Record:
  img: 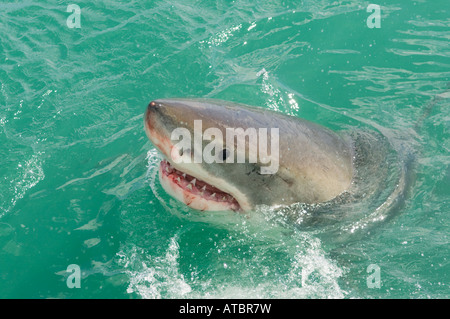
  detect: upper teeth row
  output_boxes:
[166,166,218,196]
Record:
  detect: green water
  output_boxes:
[0,0,448,299]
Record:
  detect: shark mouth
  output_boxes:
[159,160,241,212]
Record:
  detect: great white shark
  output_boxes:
[144,98,355,213]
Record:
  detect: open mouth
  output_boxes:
[159,160,241,212]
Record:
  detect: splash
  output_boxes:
[118,236,192,299]
[117,199,347,299]
[1,153,45,217]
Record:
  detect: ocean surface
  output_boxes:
[0,0,448,298]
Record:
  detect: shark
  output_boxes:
[144,98,355,213]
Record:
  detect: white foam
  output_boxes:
[118,221,346,299]
[1,153,45,217]
[118,236,192,299]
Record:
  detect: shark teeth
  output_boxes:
[161,160,240,210]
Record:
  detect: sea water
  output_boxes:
[0,0,448,298]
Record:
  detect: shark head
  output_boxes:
[144,98,353,212]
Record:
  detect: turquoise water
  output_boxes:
[0,0,448,299]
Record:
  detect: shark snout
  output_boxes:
[144,100,175,158]
[145,100,161,125]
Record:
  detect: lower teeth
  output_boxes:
[164,161,235,205]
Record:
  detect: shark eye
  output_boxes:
[220,148,230,161]
[179,148,191,157]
